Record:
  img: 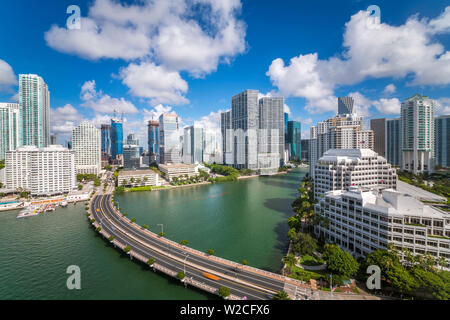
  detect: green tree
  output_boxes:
[180,240,188,246]
[142,224,149,229]
[147,258,155,266]
[241,259,249,266]
[123,245,131,253]
[218,286,230,299]
[290,232,318,256]
[322,244,359,277]
[177,271,186,280]
[386,264,419,297]
[282,254,297,275]
[130,217,136,223]
[272,290,290,300]
[206,249,215,255]
[108,235,115,241]
[78,184,83,190]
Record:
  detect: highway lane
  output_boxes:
[91,195,275,300]
[99,194,287,293]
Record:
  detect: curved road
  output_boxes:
[90,190,308,300]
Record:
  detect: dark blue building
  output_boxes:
[111,118,123,158]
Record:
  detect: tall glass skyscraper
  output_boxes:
[287,121,301,161]
[0,103,20,160]
[183,125,203,164]
[385,118,402,166]
[159,113,181,164]
[19,74,50,148]
[435,115,450,168]
[148,120,159,163]
[101,124,111,155]
[111,118,123,158]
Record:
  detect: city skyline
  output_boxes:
[0,1,449,148]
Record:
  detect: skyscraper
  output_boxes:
[101,124,111,155]
[401,94,435,174]
[287,121,301,161]
[301,139,309,161]
[221,110,232,165]
[50,134,58,145]
[19,74,50,147]
[435,115,450,168]
[183,125,203,164]
[203,130,217,164]
[385,118,402,166]
[126,133,139,146]
[0,103,20,160]
[159,113,181,164]
[72,121,101,175]
[148,120,159,163]
[370,118,386,157]
[338,97,354,115]
[259,97,285,170]
[231,90,259,170]
[309,97,374,179]
[111,118,123,159]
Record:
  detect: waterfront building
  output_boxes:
[385,118,402,167]
[287,121,301,161]
[159,113,181,164]
[147,120,160,164]
[203,130,217,164]
[221,110,232,165]
[72,121,101,175]
[401,94,436,174]
[435,115,450,168]
[101,124,111,156]
[111,117,123,159]
[314,149,397,199]
[370,118,386,157]
[19,74,50,148]
[5,145,76,196]
[220,90,284,173]
[314,187,450,260]
[183,125,203,164]
[301,139,309,161]
[117,169,160,187]
[309,97,374,179]
[0,103,20,160]
[158,163,198,181]
[258,96,285,173]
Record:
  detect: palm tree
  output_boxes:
[272,290,290,300]
[282,254,297,275]
[180,240,188,246]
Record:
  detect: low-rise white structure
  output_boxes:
[315,187,450,261]
[314,149,397,199]
[118,169,160,187]
[158,163,198,181]
[5,145,76,196]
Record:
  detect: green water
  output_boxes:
[0,169,305,299]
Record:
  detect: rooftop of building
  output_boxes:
[158,163,196,169]
[324,187,447,219]
[118,169,157,176]
[319,149,382,162]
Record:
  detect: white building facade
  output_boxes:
[0,103,20,160]
[315,187,450,261]
[314,149,397,199]
[5,145,76,196]
[72,121,101,175]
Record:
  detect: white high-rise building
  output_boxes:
[203,130,217,164]
[159,113,181,164]
[72,121,101,175]
[314,149,397,199]
[0,103,20,160]
[19,74,50,148]
[401,94,435,174]
[5,145,75,196]
[309,97,374,179]
[315,187,450,261]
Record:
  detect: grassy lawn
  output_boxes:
[300,254,324,266]
[290,265,328,282]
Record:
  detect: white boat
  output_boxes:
[17,206,40,219]
[61,201,68,207]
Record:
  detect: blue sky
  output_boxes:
[0,0,449,146]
